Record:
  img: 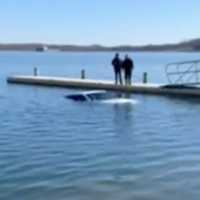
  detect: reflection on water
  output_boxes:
[111,102,137,147]
[166,94,200,105]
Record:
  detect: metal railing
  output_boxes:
[165,59,200,86]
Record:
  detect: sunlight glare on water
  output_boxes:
[101,98,139,105]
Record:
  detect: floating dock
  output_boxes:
[6,75,200,97]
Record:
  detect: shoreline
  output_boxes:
[0,50,199,53]
[1,38,200,52]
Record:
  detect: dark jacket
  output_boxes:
[112,57,122,72]
[122,58,134,74]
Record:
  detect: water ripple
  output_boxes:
[1,52,200,199]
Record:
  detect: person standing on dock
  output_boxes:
[122,55,134,85]
[112,53,123,85]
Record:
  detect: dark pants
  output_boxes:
[125,71,132,85]
[115,70,123,85]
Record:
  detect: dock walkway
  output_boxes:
[7,75,200,97]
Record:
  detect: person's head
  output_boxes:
[115,53,119,58]
[125,54,129,59]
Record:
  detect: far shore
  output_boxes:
[1,38,200,52]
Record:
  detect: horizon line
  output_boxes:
[0,40,193,47]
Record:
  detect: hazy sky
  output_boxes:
[0,0,200,45]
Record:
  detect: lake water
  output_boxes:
[1,52,200,200]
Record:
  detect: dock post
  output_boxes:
[34,67,38,76]
[143,72,148,83]
[81,69,85,79]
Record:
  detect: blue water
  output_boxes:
[1,52,200,200]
